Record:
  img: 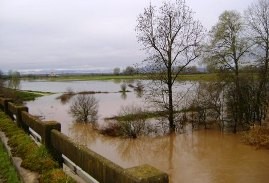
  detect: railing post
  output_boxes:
[3,99,13,118]
[0,97,5,110]
[16,106,29,132]
[43,121,63,165]
[123,165,169,183]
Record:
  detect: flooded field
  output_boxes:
[23,80,269,183]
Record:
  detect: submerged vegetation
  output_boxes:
[69,94,99,123]
[102,106,151,138]
[242,126,269,149]
[56,89,108,104]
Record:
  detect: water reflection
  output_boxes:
[68,123,98,146]
[112,79,122,84]
[112,131,269,183]
[120,92,127,100]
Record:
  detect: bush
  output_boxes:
[40,169,75,183]
[103,105,148,138]
[69,94,98,123]
[242,126,269,149]
[120,83,127,92]
[100,122,121,137]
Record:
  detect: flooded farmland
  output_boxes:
[22,79,269,183]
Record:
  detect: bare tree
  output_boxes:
[8,70,21,90]
[136,0,205,133]
[69,94,98,123]
[204,10,251,133]
[245,0,269,124]
[123,66,136,75]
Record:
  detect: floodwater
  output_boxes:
[23,80,269,183]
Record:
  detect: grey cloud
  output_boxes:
[0,0,253,72]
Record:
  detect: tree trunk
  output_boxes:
[168,83,175,133]
[167,60,175,133]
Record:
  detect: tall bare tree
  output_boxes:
[136,0,204,133]
[246,0,269,124]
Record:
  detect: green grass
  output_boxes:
[14,90,43,101]
[44,74,145,81]
[0,111,75,183]
[21,73,219,82]
[0,141,21,183]
[1,88,44,104]
[176,73,218,81]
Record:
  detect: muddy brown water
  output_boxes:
[24,80,269,183]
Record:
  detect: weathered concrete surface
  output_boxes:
[0,130,39,183]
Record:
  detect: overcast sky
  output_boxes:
[0,0,254,73]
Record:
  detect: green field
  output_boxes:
[22,73,218,82]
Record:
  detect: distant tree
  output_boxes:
[206,64,219,73]
[0,70,4,90]
[182,66,198,74]
[7,70,21,90]
[136,0,205,133]
[69,94,98,123]
[123,66,136,75]
[113,67,121,75]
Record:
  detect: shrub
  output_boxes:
[116,105,147,138]
[56,88,75,104]
[242,126,269,149]
[120,83,127,92]
[40,169,75,183]
[69,94,98,123]
[100,122,121,137]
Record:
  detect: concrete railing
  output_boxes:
[0,97,169,183]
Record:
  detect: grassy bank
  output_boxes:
[0,140,21,183]
[1,88,46,104]
[0,111,75,183]
[39,74,145,81]
[14,90,43,101]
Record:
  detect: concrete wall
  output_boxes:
[0,97,169,183]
